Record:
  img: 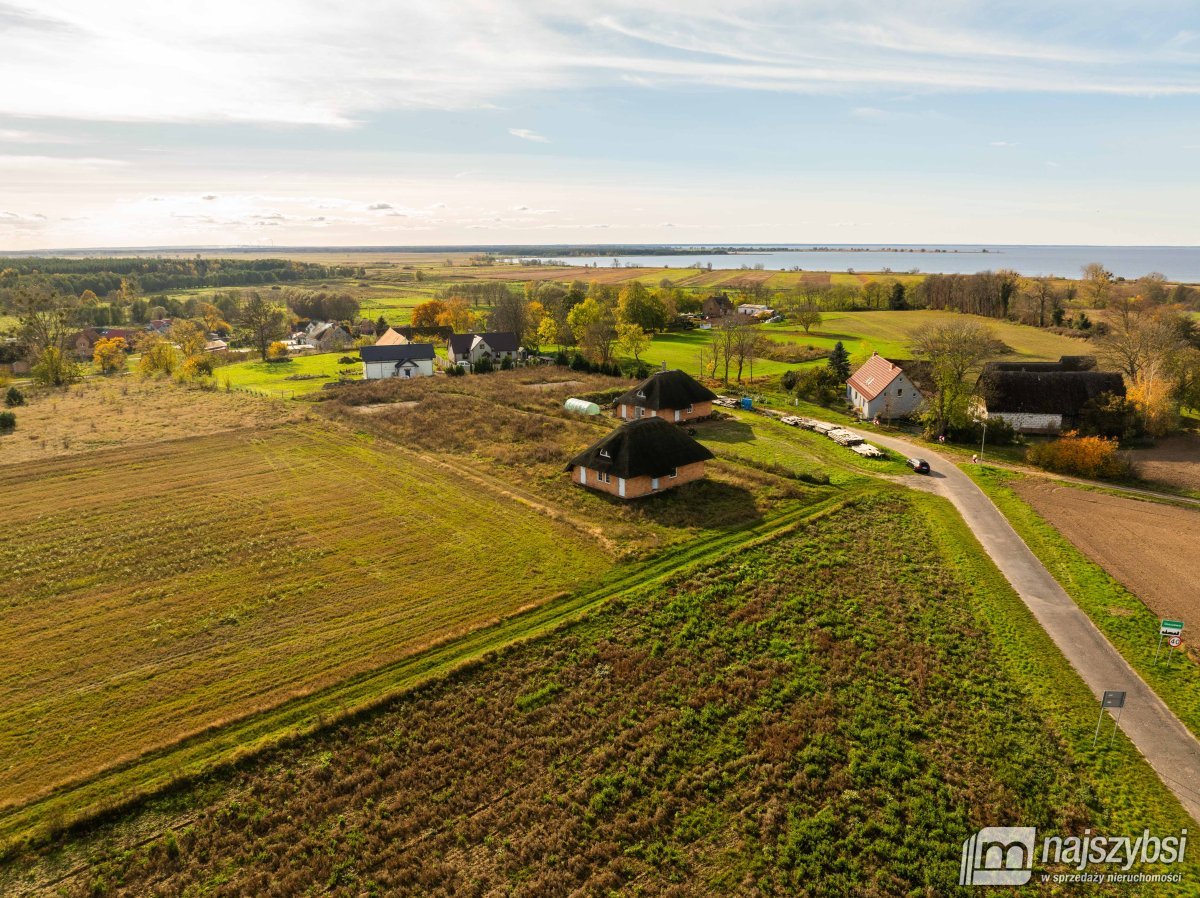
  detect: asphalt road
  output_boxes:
[869,431,1200,824]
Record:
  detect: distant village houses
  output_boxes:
[446,332,520,368]
[566,417,714,499]
[701,294,733,320]
[304,322,354,352]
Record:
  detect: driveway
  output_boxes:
[870,432,1200,823]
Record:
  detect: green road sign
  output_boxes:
[1161,620,1185,636]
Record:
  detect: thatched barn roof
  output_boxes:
[980,369,1125,416]
[565,417,714,479]
[615,369,717,411]
[985,355,1097,374]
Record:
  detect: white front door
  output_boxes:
[618,477,625,498]
[651,477,659,491]
[674,409,681,422]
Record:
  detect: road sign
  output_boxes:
[1161,620,1184,636]
[1102,690,1126,709]
[1169,636,1182,648]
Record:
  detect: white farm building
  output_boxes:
[361,343,436,380]
[846,353,924,421]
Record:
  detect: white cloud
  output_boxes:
[508,128,550,143]
[3,2,1197,127]
[989,140,1017,147]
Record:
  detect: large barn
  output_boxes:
[615,369,717,423]
[978,356,1125,433]
[565,417,714,499]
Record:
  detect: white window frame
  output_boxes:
[599,471,611,484]
[668,467,678,478]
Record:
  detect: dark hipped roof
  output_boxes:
[980,370,1125,416]
[616,369,718,410]
[448,332,520,355]
[565,417,715,479]
[360,343,435,363]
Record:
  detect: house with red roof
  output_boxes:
[846,353,925,421]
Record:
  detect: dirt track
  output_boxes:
[1014,480,1200,624]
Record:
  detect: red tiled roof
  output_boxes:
[847,354,904,401]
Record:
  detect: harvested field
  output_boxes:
[1131,432,1200,494]
[14,495,1192,896]
[0,422,611,808]
[0,378,299,466]
[1013,480,1200,624]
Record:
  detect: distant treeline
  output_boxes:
[0,257,354,296]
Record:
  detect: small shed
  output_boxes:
[564,398,601,415]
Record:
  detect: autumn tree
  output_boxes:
[1081,263,1114,308]
[93,336,128,374]
[136,333,180,375]
[1022,278,1058,328]
[566,297,617,365]
[910,320,996,438]
[411,300,447,328]
[616,282,667,332]
[436,297,476,332]
[170,319,209,358]
[793,302,823,334]
[730,325,765,383]
[198,302,231,335]
[616,321,650,365]
[488,290,530,338]
[238,292,288,361]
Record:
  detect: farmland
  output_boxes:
[0,420,615,810]
[1013,480,1200,628]
[0,372,843,851]
[969,468,1200,743]
[0,378,303,467]
[7,493,1193,896]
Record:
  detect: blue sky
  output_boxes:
[1,0,1198,248]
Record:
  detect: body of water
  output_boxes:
[509,245,1200,282]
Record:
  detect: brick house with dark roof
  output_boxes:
[566,417,714,499]
[615,369,717,423]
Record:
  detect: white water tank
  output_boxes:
[564,398,601,415]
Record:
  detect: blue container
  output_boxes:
[740,397,753,410]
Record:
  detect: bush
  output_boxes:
[1026,431,1131,479]
[473,356,495,374]
[32,346,81,387]
[569,352,589,372]
[945,416,1018,446]
[1079,392,1141,440]
[0,411,14,432]
[5,386,24,407]
[266,341,290,361]
[554,351,569,367]
[338,355,359,365]
[446,364,465,377]
[500,356,514,370]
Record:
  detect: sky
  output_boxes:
[1,0,1199,249]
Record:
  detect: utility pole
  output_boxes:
[980,416,987,464]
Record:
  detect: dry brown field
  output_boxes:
[1013,480,1200,624]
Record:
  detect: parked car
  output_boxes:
[907,457,931,474]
